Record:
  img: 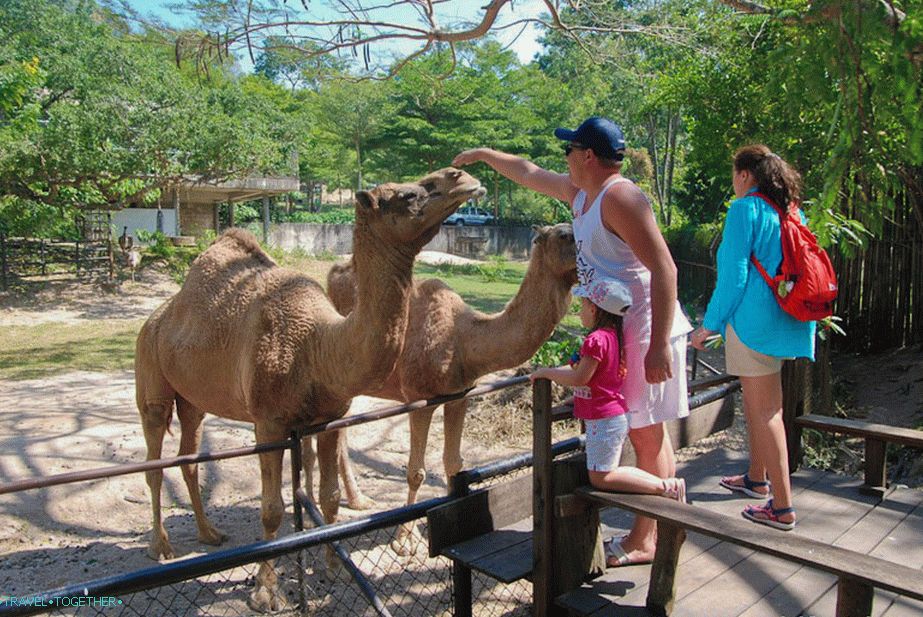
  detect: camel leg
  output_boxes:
[442,399,467,489]
[391,407,437,555]
[302,436,317,504]
[337,429,375,510]
[317,430,343,573]
[175,397,226,546]
[140,398,176,561]
[248,423,288,613]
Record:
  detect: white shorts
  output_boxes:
[621,334,690,429]
[584,415,629,472]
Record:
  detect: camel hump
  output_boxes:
[215,228,275,267]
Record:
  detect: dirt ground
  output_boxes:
[1,258,920,613]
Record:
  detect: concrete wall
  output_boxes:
[111,208,178,241]
[180,203,216,237]
[270,223,536,259]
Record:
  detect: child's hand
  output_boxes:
[530,368,551,382]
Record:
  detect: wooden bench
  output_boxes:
[795,414,923,497]
[428,456,605,617]
[566,489,923,617]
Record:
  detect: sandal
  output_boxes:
[662,477,687,504]
[604,538,653,567]
[742,499,796,531]
[720,473,771,499]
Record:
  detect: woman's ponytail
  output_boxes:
[733,145,802,209]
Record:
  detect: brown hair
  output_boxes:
[591,308,628,378]
[733,144,802,210]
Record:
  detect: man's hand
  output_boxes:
[644,341,673,384]
[452,149,488,167]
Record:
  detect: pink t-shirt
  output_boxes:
[572,327,628,420]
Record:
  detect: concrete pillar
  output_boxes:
[172,188,181,236]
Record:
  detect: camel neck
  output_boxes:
[463,254,573,378]
[335,220,416,394]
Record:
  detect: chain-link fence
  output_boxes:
[16,474,536,617]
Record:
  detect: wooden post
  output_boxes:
[551,458,605,596]
[532,378,554,617]
[449,454,472,617]
[646,521,686,617]
[835,576,873,617]
[782,359,810,472]
[213,202,220,234]
[452,562,473,617]
[228,202,236,228]
[860,438,889,498]
[262,194,271,244]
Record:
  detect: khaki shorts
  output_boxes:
[725,323,787,377]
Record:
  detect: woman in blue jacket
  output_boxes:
[691,145,815,530]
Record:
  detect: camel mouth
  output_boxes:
[449,182,486,199]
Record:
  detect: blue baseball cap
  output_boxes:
[554,117,626,160]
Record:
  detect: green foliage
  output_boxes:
[531,328,583,368]
[800,428,840,469]
[135,230,175,259]
[477,255,511,283]
[284,208,355,224]
[0,0,298,236]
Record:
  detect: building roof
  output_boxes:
[175,176,300,204]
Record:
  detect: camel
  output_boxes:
[134,167,484,612]
[326,222,577,551]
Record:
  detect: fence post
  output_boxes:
[40,238,47,276]
[74,239,80,277]
[782,358,810,472]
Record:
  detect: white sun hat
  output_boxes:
[573,278,633,316]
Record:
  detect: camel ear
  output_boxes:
[356,191,378,210]
[531,224,547,243]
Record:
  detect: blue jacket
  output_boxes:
[703,189,815,360]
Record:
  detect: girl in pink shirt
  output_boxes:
[531,278,687,566]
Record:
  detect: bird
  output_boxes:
[118,226,133,253]
[126,247,141,282]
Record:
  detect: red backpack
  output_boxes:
[749,192,838,322]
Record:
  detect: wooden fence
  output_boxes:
[0,234,113,290]
[832,192,923,352]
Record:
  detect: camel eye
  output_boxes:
[422,181,436,192]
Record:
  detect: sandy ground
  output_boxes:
[1,255,920,614]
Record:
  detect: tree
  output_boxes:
[0,0,300,236]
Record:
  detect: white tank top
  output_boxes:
[572,177,691,343]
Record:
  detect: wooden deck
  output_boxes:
[563,448,923,617]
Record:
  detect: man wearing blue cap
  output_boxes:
[453,117,692,567]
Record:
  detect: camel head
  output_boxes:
[531,223,578,285]
[355,167,485,249]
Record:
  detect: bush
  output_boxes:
[532,328,583,368]
[135,230,175,259]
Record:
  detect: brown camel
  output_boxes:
[326,223,577,551]
[134,168,484,611]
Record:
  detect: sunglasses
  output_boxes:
[564,143,588,156]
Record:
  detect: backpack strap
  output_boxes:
[748,192,786,287]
